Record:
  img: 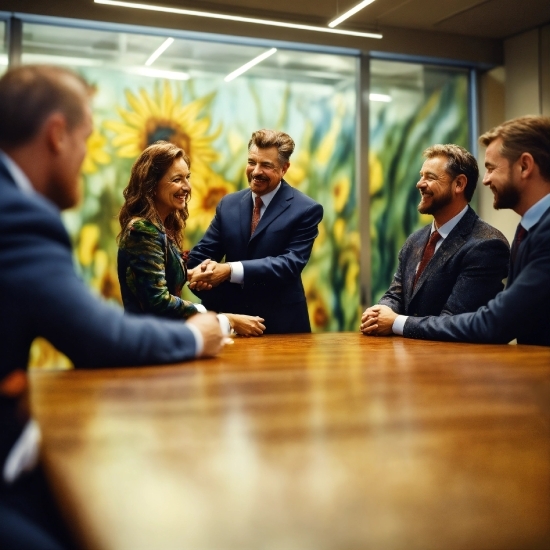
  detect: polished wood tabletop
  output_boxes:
[30,333,550,550]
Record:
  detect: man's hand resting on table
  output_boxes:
[360,305,397,336]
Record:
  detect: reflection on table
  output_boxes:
[30,333,550,550]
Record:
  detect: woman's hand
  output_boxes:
[225,314,265,336]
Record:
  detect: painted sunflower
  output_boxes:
[82,128,111,175]
[187,171,236,232]
[104,81,220,177]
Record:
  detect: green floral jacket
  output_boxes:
[117,218,198,319]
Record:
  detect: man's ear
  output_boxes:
[281,162,290,177]
[518,152,535,179]
[454,173,467,195]
[44,113,67,154]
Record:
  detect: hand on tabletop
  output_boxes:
[360,305,397,336]
[225,314,266,336]
[186,311,224,357]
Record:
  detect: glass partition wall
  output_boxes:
[8,19,472,366]
[369,60,470,303]
[21,22,358,347]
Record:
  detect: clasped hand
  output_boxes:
[188,259,230,291]
[360,305,397,336]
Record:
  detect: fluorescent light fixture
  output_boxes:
[369,93,391,102]
[145,37,174,66]
[225,48,277,82]
[21,53,102,67]
[329,0,377,28]
[94,0,382,39]
[131,67,190,80]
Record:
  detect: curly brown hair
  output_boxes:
[118,141,191,250]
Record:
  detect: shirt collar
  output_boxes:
[431,205,469,240]
[520,193,550,231]
[0,150,36,196]
[252,181,281,209]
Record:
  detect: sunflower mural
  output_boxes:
[29,57,359,369]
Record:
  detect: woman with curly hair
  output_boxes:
[117,140,265,336]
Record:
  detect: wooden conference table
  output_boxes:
[30,333,550,550]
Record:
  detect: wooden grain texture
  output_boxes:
[30,334,550,550]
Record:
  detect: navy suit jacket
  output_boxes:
[379,206,510,317]
[404,204,550,346]
[188,180,323,333]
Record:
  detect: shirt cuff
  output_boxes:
[392,315,408,335]
[3,420,41,484]
[216,314,231,337]
[228,261,244,284]
[194,303,207,313]
[185,323,204,357]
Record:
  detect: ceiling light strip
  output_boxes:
[329,0,377,29]
[225,47,277,82]
[94,0,382,39]
[145,37,174,65]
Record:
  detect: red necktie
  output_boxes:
[511,224,527,264]
[250,196,263,235]
[413,230,441,288]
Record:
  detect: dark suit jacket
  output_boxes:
[0,159,201,467]
[379,206,510,317]
[188,180,323,333]
[404,204,550,346]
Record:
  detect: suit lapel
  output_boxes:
[405,226,431,301]
[411,207,476,297]
[240,190,254,242]
[249,180,292,242]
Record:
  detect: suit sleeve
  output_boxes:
[120,220,198,319]
[187,202,227,268]
[242,202,323,285]
[403,237,550,344]
[378,245,406,314]
[10,204,198,367]
[438,237,509,315]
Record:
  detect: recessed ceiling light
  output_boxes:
[225,48,277,82]
[94,0,382,39]
[329,0,377,29]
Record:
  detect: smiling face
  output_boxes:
[153,156,191,222]
[482,138,521,211]
[246,145,289,197]
[416,155,456,216]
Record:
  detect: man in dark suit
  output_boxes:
[0,65,224,549]
[361,144,509,332]
[361,116,550,346]
[187,129,324,334]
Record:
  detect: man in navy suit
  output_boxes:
[188,129,323,333]
[361,144,509,332]
[362,116,550,346]
[0,65,224,549]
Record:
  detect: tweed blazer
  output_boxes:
[379,206,510,318]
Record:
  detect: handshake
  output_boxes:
[187,259,230,291]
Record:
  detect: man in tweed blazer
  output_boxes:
[361,144,509,332]
[362,118,550,346]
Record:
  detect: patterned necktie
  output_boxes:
[511,224,527,264]
[413,230,441,288]
[250,196,263,235]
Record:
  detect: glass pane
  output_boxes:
[369,59,470,303]
[22,22,358,335]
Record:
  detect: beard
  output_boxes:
[492,174,520,210]
[417,188,453,215]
